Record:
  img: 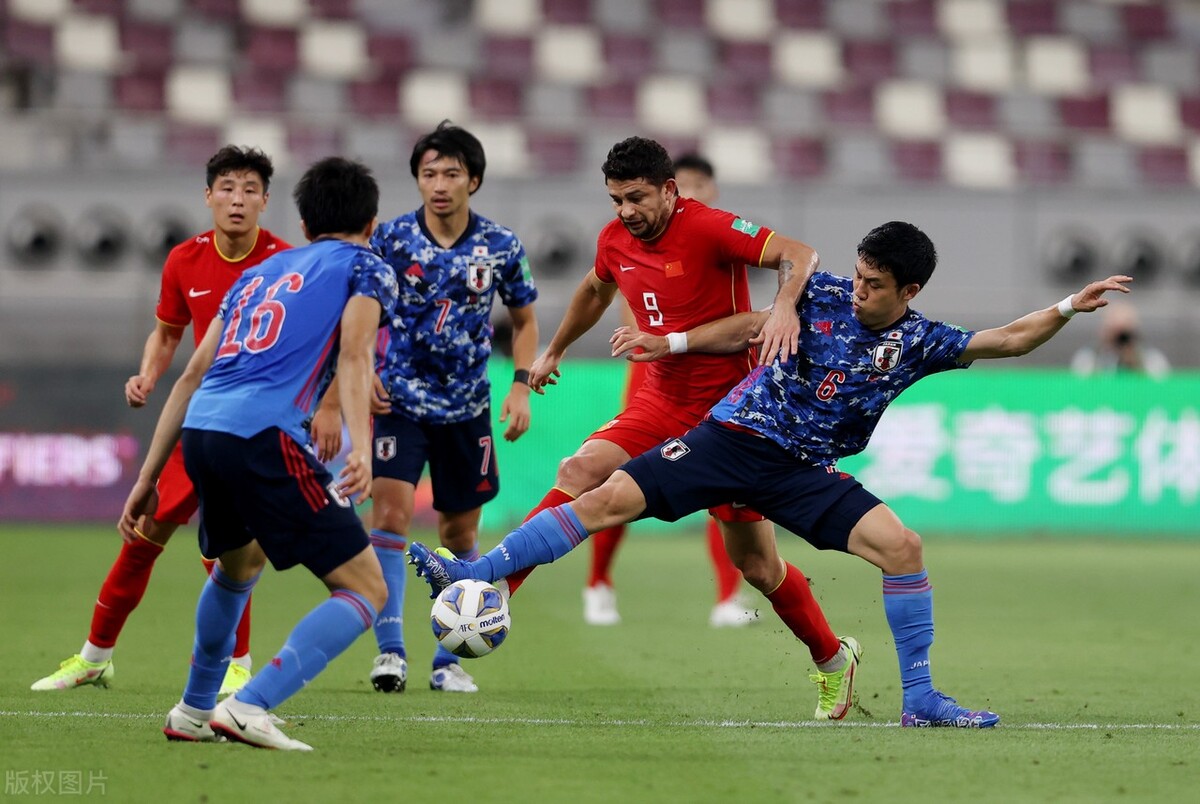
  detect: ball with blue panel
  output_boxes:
[430,579,511,658]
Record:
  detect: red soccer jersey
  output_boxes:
[156,227,291,345]
[594,199,773,411]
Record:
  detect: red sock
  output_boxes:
[506,487,576,595]
[765,562,840,664]
[706,519,742,604]
[588,525,625,587]
[88,537,165,648]
[203,558,253,659]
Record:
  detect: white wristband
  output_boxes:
[666,331,688,354]
[1057,295,1077,319]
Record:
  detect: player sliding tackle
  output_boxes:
[411,220,1134,728]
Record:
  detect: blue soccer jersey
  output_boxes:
[371,208,537,424]
[710,272,974,464]
[185,239,399,445]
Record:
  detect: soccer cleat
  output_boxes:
[30,655,114,691]
[900,690,1000,728]
[210,697,312,751]
[218,662,252,698]
[809,636,862,721]
[407,542,470,598]
[430,663,478,693]
[583,582,621,626]
[709,597,759,628]
[370,653,408,693]
[163,704,224,743]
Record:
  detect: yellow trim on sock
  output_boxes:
[550,486,579,501]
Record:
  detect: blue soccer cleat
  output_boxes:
[900,690,1000,728]
[407,542,470,598]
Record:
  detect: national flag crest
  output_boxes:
[871,340,903,372]
[467,261,493,292]
[375,435,397,461]
[660,439,690,461]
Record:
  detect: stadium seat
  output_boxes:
[827,0,888,38]
[706,81,761,125]
[467,121,528,176]
[8,0,69,23]
[347,76,400,119]
[843,40,899,83]
[656,0,705,30]
[1088,43,1140,89]
[55,15,122,73]
[526,83,584,127]
[287,123,343,165]
[1112,84,1182,145]
[719,41,773,82]
[1013,140,1072,185]
[773,135,827,179]
[1024,36,1090,96]
[1180,94,1200,133]
[944,88,997,130]
[120,19,176,71]
[126,0,186,22]
[286,75,346,117]
[223,118,287,165]
[886,0,938,37]
[54,71,113,112]
[300,21,369,80]
[773,31,844,88]
[526,130,581,174]
[1136,146,1190,187]
[174,18,236,66]
[309,0,356,20]
[657,30,716,77]
[827,133,893,183]
[1121,3,1171,42]
[890,140,943,183]
[822,85,876,127]
[241,0,307,28]
[73,0,126,15]
[1057,94,1111,132]
[876,79,946,140]
[401,70,469,129]
[115,70,167,113]
[1005,0,1059,36]
[166,65,232,124]
[482,36,534,81]
[701,128,771,184]
[585,81,638,122]
[366,32,415,77]
[706,0,774,41]
[898,38,950,84]
[469,77,524,121]
[543,0,594,26]
[3,19,56,66]
[243,26,300,75]
[1073,139,1137,187]
[164,121,222,166]
[943,132,1014,188]
[534,26,604,84]
[1142,44,1200,93]
[474,0,540,35]
[1058,2,1119,43]
[949,38,1016,92]
[343,122,406,166]
[775,0,825,30]
[637,74,707,135]
[937,0,1007,39]
[188,0,240,20]
[602,34,655,81]
[763,86,822,133]
[998,91,1060,137]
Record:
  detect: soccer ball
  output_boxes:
[430,579,511,659]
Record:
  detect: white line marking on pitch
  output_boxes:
[2,711,1197,731]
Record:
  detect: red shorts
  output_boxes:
[154,441,199,525]
[587,387,763,524]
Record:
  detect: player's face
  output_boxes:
[416,151,479,219]
[607,177,676,240]
[205,170,267,237]
[851,258,919,329]
[674,168,718,205]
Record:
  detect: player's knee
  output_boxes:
[555,453,607,494]
[883,528,923,573]
[371,496,412,535]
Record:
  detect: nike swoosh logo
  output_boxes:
[188,288,212,297]
[228,712,248,730]
[619,265,636,272]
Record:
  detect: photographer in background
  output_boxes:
[1070,302,1169,379]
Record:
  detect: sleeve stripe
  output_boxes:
[755,231,776,267]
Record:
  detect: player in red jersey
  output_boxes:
[583,152,755,628]
[32,146,293,695]
[486,137,861,715]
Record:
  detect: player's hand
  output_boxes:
[309,407,343,462]
[118,478,159,543]
[529,351,561,395]
[125,375,155,408]
[499,388,532,441]
[370,374,392,415]
[610,326,668,362]
[338,450,372,504]
[752,305,801,366]
[1069,275,1133,313]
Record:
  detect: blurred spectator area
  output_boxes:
[0,0,1199,189]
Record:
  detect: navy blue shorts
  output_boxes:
[620,420,883,553]
[371,408,499,513]
[182,427,369,577]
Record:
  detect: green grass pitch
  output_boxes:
[1,525,1197,803]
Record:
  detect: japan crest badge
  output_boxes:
[871,340,903,372]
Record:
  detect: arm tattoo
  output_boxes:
[777,259,795,291]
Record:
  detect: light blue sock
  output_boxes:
[433,543,482,669]
[237,589,377,711]
[469,507,587,582]
[181,566,258,712]
[882,570,935,708]
[370,529,407,658]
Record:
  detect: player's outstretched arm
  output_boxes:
[961,275,1133,362]
[755,234,820,365]
[500,302,538,441]
[125,321,185,407]
[529,269,618,394]
[612,310,771,362]
[118,318,221,541]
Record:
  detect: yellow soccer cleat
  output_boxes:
[219,662,252,698]
[31,655,114,691]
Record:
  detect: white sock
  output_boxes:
[816,645,847,674]
[231,654,251,670]
[80,641,113,664]
[176,700,212,720]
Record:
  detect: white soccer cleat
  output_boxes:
[709,597,760,628]
[210,697,312,751]
[163,704,225,743]
[583,583,621,626]
[429,663,478,693]
[370,652,408,693]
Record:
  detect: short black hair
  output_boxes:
[206,145,274,191]
[293,157,379,239]
[602,137,675,186]
[409,120,486,192]
[672,152,715,179]
[856,221,938,290]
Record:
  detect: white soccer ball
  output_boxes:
[430,579,511,659]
